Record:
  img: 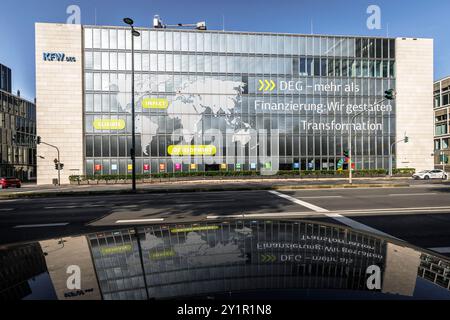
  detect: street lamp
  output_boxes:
[348,90,396,184]
[123,18,141,192]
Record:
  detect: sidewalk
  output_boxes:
[0,177,437,199]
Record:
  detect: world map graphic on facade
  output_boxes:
[118,78,252,156]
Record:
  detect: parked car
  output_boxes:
[0,177,22,189]
[412,169,448,180]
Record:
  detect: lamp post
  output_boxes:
[123,18,141,192]
[348,90,396,184]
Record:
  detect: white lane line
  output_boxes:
[207,212,315,219]
[299,196,343,199]
[269,191,329,213]
[177,200,234,204]
[325,213,393,238]
[14,223,69,228]
[0,208,14,211]
[116,218,165,224]
[269,191,393,238]
[207,206,450,220]
[44,205,104,210]
[428,247,450,254]
[388,193,436,197]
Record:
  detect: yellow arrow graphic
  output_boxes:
[258,80,265,91]
[265,80,271,91]
[270,80,276,91]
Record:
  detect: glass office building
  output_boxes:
[434,77,450,168]
[82,27,396,175]
[37,23,433,184]
[0,64,12,93]
[0,88,37,180]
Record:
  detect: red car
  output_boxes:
[0,177,22,189]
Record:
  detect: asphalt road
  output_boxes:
[1,185,450,257]
[0,177,443,196]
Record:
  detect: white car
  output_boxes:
[412,169,448,180]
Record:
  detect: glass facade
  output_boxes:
[0,64,12,93]
[83,27,396,175]
[0,90,36,180]
[88,221,386,300]
[433,78,450,166]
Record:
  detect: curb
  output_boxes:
[0,183,410,199]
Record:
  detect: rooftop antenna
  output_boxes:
[222,15,225,31]
[94,8,97,25]
[386,23,390,37]
[310,19,314,34]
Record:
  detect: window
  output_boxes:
[320,58,327,77]
[443,94,449,106]
[299,57,307,76]
[436,124,448,135]
[84,29,93,48]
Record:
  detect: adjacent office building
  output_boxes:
[0,64,37,180]
[35,22,434,185]
[434,77,450,168]
[0,64,12,93]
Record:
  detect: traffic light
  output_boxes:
[404,136,409,143]
[384,89,395,100]
[36,136,41,145]
[55,163,64,170]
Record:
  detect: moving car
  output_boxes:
[0,177,22,189]
[412,169,448,180]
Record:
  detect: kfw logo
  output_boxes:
[43,52,77,63]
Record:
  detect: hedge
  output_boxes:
[69,168,415,182]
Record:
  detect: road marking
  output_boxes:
[269,191,393,238]
[269,191,329,213]
[14,223,69,228]
[428,247,450,254]
[207,206,450,220]
[388,193,436,197]
[176,200,234,204]
[116,218,165,224]
[299,196,343,199]
[207,212,315,219]
[0,208,14,211]
[44,205,104,209]
[331,206,450,214]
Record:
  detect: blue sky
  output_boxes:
[1,0,449,101]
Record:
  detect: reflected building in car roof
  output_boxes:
[2,219,450,300]
[88,221,387,299]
